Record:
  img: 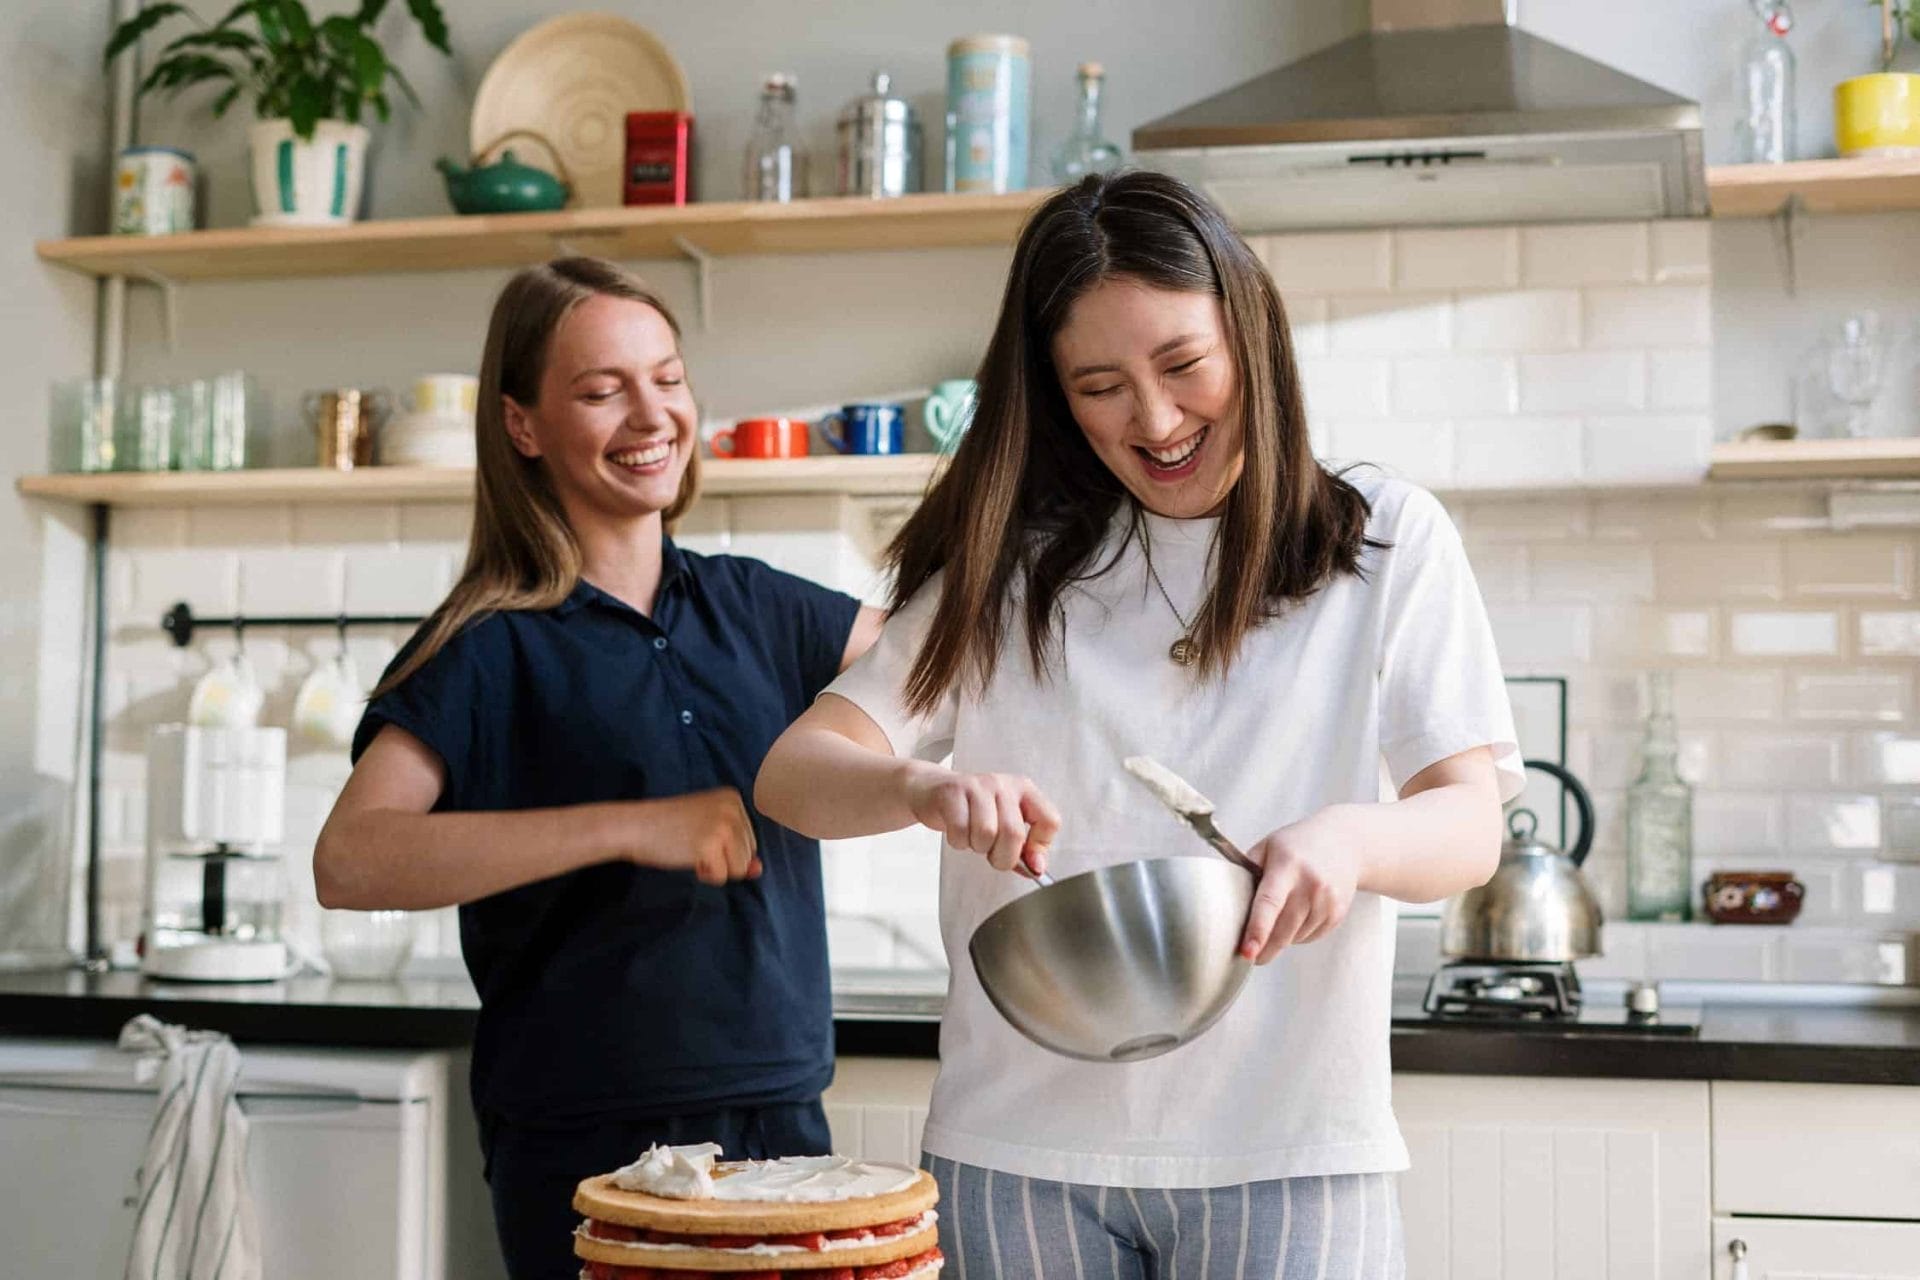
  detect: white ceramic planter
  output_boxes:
[248,118,369,226]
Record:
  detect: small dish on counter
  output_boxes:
[1703,870,1805,924]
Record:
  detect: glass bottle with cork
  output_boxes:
[744,73,807,202]
[1626,670,1694,921]
[1049,62,1124,183]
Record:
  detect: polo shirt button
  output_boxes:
[679,710,693,725]
[652,637,668,651]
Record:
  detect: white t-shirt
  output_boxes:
[824,475,1522,1188]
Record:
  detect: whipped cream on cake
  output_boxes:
[611,1145,919,1203]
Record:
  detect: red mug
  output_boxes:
[710,417,810,459]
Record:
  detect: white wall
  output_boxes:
[0,4,111,961]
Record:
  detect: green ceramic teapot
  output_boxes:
[438,131,571,215]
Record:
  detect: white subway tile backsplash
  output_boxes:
[1452,289,1580,351]
[1858,610,1920,657]
[1582,414,1711,486]
[1714,489,1830,534]
[341,547,451,614]
[1391,355,1516,417]
[1485,603,1594,666]
[292,505,398,546]
[1672,669,1786,723]
[1646,925,1776,981]
[1259,231,1393,294]
[1646,349,1713,410]
[1856,862,1920,926]
[1856,732,1920,785]
[1785,537,1913,599]
[1298,355,1391,419]
[1529,543,1654,602]
[1655,543,1784,603]
[1650,221,1712,284]
[1693,792,1784,857]
[1588,494,1714,542]
[1728,610,1840,657]
[1786,793,1883,852]
[1517,351,1646,414]
[114,508,189,550]
[397,505,473,543]
[188,505,292,547]
[1287,295,1331,355]
[1520,223,1650,286]
[1393,227,1518,290]
[1583,285,1712,349]
[1719,732,1847,788]
[128,549,240,619]
[1460,540,1527,603]
[1779,932,1909,984]
[1591,607,1714,662]
[1789,671,1911,723]
[1327,293,1450,352]
[1457,496,1590,541]
[237,550,345,616]
[1326,420,1454,489]
[1451,416,1584,489]
[1885,797,1920,861]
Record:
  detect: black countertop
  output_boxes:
[3,969,1918,1086]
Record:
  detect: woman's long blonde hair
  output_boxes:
[372,257,698,698]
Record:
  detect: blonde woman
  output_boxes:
[315,258,881,1280]
[757,172,1521,1277]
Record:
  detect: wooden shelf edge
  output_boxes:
[15,456,944,507]
[1707,437,1920,480]
[1708,157,1920,219]
[35,191,1048,281]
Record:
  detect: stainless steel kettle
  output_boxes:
[1440,759,1603,963]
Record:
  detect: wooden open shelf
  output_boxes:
[1708,436,1920,480]
[34,191,1046,282]
[15,455,943,507]
[1706,157,1920,219]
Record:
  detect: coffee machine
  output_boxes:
[140,725,289,982]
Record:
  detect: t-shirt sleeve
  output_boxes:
[1375,487,1525,803]
[820,577,958,762]
[736,559,863,701]
[350,621,493,805]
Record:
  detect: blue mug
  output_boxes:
[820,401,905,455]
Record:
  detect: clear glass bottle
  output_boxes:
[1048,62,1124,184]
[1736,0,1795,164]
[1627,671,1694,922]
[743,73,807,202]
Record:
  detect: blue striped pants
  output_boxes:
[923,1155,1404,1280]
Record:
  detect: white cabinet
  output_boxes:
[1712,1082,1920,1222]
[823,1056,936,1166]
[1711,1217,1920,1279]
[1393,1074,1712,1280]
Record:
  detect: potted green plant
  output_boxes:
[105,0,451,227]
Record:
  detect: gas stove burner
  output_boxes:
[1423,961,1582,1020]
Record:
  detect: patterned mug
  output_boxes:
[924,380,977,453]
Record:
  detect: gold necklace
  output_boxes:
[1142,547,1199,667]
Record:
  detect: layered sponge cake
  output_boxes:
[574,1143,943,1279]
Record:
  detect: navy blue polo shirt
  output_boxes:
[351,540,861,1124]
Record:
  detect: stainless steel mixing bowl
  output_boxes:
[968,856,1256,1063]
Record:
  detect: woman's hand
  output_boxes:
[631,788,761,885]
[903,762,1062,876]
[1240,809,1362,963]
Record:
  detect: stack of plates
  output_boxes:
[381,412,476,468]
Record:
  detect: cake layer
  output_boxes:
[574,1169,938,1237]
[579,1245,943,1280]
[573,1215,937,1272]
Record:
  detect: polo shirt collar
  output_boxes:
[551,537,690,617]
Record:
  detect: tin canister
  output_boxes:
[945,35,1030,193]
[113,146,197,236]
[837,71,923,197]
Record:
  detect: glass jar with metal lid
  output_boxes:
[836,71,923,197]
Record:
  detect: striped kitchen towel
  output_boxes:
[117,1014,262,1280]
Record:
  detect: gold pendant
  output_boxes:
[1169,635,1198,667]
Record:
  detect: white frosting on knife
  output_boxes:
[1124,755,1214,817]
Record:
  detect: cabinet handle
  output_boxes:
[1728,1237,1748,1280]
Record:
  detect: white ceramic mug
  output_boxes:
[409,373,477,420]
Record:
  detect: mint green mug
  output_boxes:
[925,379,977,453]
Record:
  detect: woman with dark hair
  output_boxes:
[314,257,882,1280]
[758,172,1521,1275]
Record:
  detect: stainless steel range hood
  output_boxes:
[1132,0,1706,230]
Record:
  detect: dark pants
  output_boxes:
[478,1100,832,1280]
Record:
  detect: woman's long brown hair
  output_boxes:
[887,170,1379,715]
[371,257,697,698]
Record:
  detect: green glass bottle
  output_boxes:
[1626,670,1694,921]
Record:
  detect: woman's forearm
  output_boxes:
[1315,778,1505,904]
[314,803,638,910]
[756,723,930,839]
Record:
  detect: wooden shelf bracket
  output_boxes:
[672,235,714,331]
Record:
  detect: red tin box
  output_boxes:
[625,111,693,206]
